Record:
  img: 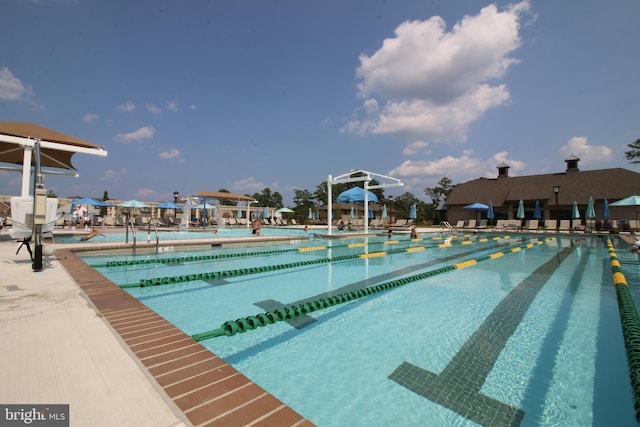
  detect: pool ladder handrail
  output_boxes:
[440,221,453,233]
[125,214,136,247]
[147,218,160,251]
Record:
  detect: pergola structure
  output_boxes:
[327,169,404,235]
[0,122,108,197]
[191,191,258,229]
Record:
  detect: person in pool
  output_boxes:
[81,228,105,241]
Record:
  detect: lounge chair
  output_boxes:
[526,220,538,231]
[544,219,557,232]
[453,220,465,229]
[558,220,571,232]
[464,219,477,229]
[477,219,488,229]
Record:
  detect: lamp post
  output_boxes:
[173,191,179,219]
[553,185,559,232]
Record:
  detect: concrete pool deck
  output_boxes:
[0,230,315,427]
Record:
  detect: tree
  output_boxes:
[250,188,283,208]
[100,190,109,216]
[625,139,640,164]
[216,189,236,206]
[424,177,454,208]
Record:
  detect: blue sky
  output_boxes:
[1,0,638,205]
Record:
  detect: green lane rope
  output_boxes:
[190,237,553,341]
[606,238,640,423]
[119,235,521,289]
[92,237,421,268]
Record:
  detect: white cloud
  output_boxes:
[116,101,136,112]
[82,113,99,123]
[115,126,156,143]
[560,136,612,166]
[344,1,529,142]
[402,141,429,156]
[135,188,156,198]
[231,177,264,194]
[388,149,525,191]
[0,67,34,101]
[146,103,162,114]
[101,168,127,181]
[159,148,181,159]
[165,101,179,112]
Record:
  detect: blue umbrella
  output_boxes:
[487,201,494,224]
[72,197,113,207]
[463,202,489,210]
[368,208,373,219]
[381,205,388,219]
[533,200,541,219]
[350,206,355,218]
[602,198,610,219]
[516,200,525,219]
[237,204,243,218]
[308,207,313,220]
[315,207,320,221]
[336,187,379,203]
[409,203,417,219]
[263,207,270,218]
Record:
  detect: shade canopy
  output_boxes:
[276,207,294,213]
[336,187,378,203]
[610,195,640,206]
[192,191,255,202]
[0,122,106,171]
[463,202,488,210]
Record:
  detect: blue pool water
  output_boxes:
[82,233,640,426]
[56,226,313,243]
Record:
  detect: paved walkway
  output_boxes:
[0,231,189,427]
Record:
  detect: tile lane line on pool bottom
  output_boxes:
[388,246,574,427]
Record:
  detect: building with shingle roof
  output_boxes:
[445,156,640,226]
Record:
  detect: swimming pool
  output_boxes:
[83,233,639,426]
[55,226,313,243]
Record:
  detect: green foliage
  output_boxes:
[625,139,640,164]
[250,188,283,208]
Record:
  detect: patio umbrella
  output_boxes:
[533,200,541,219]
[276,207,294,213]
[463,202,489,210]
[237,205,243,218]
[71,197,113,207]
[610,195,640,207]
[336,187,379,203]
[487,201,494,225]
[409,203,417,219]
[602,198,610,219]
[368,208,373,220]
[118,200,149,208]
[263,207,270,218]
[610,195,640,227]
[350,206,355,218]
[315,207,320,221]
[308,207,313,220]
[381,205,388,219]
[516,200,525,220]
[585,197,595,219]
[571,200,580,219]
